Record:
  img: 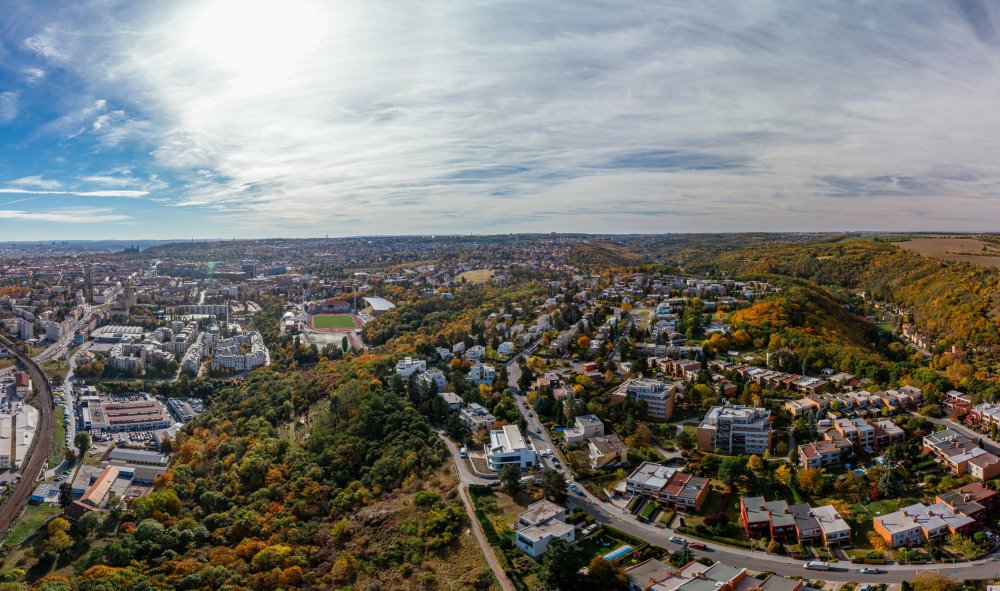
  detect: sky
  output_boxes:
[0,0,999,239]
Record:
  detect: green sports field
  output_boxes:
[311,314,356,329]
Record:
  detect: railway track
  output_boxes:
[0,335,54,536]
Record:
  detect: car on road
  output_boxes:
[535,427,541,433]
[527,411,533,417]
[803,561,830,571]
[459,447,467,458]
[669,536,684,544]
[688,542,707,550]
[553,461,561,469]
[857,568,881,574]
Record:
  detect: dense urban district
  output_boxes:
[0,233,996,591]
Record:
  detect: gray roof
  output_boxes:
[108,448,169,466]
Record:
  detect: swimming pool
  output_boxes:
[603,545,634,561]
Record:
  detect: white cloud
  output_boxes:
[8,175,61,190]
[13,0,1000,233]
[22,26,65,60]
[0,92,18,124]
[0,208,129,223]
[0,188,148,198]
[23,68,46,84]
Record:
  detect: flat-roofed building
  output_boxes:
[459,403,496,431]
[108,448,169,467]
[486,425,535,471]
[395,357,426,378]
[698,405,771,455]
[81,395,172,433]
[612,378,678,421]
[513,500,575,558]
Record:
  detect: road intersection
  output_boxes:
[487,334,1000,583]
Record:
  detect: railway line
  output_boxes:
[0,335,54,536]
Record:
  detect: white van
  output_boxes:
[803,561,830,571]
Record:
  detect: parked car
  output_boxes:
[688,542,707,550]
[858,568,881,574]
[669,536,684,544]
[803,561,830,571]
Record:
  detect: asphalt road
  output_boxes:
[436,432,515,591]
[0,334,54,536]
[498,339,1000,583]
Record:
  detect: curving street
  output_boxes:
[494,340,1000,583]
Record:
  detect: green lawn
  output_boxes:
[48,406,67,466]
[7,504,61,546]
[41,359,67,383]
[456,269,496,283]
[311,315,356,329]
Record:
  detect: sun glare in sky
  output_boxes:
[185,0,327,94]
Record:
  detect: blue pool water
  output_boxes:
[603,545,633,561]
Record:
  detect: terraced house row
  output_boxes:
[739,496,850,547]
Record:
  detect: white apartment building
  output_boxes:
[417,369,448,390]
[465,345,486,362]
[211,331,267,372]
[466,363,496,386]
[486,424,536,471]
[395,357,427,378]
[698,404,772,455]
[514,500,575,558]
[460,403,497,431]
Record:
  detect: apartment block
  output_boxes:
[698,405,772,455]
[611,378,677,421]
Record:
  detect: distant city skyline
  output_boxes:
[1,0,999,239]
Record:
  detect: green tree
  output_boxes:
[670,541,694,567]
[582,557,627,590]
[676,430,695,451]
[538,538,585,590]
[57,482,73,508]
[540,469,568,504]
[797,467,826,496]
[500,464,522,496]
[911,571,958,591]
[717,456,746,489]
[75,430,91,457]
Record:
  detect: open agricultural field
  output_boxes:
[894,237,1000,269]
